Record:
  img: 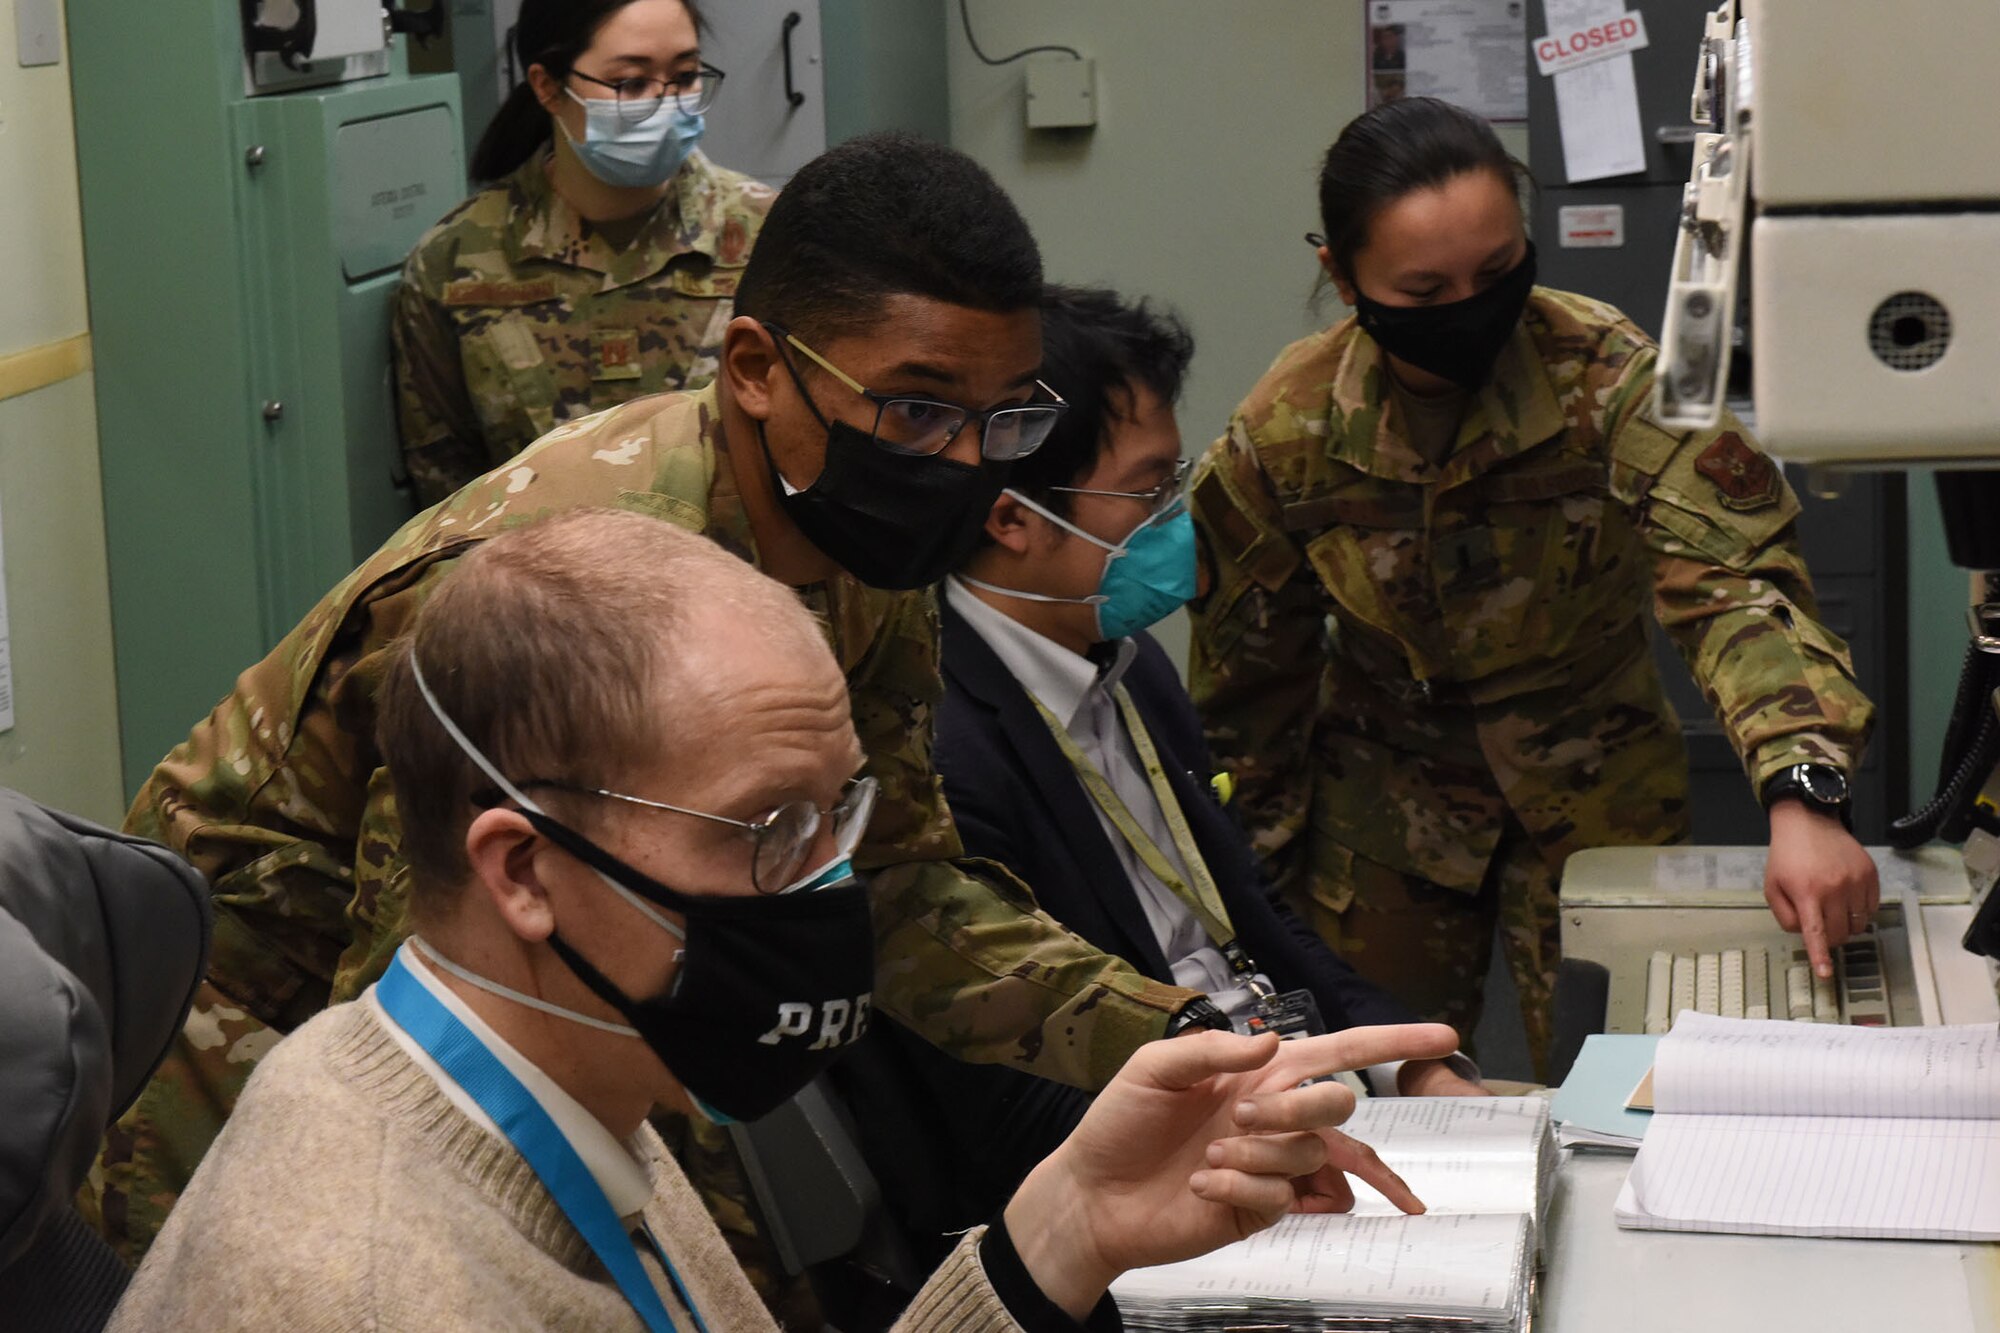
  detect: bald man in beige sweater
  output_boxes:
[108,511,1452,1332]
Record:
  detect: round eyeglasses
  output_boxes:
[506,774,878,894]
[1046,458,1191,516]
[569,62,726,124]
[766,323,1067,462]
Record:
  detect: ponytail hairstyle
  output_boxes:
[470,0,707,183]
[1316,96,1532,283]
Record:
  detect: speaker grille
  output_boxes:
[1868,291,1952,371]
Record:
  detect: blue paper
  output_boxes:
[1551,1033,1661,1145]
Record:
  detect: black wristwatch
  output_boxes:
[1762,762,1853,827]
[1164,996,1231,1037]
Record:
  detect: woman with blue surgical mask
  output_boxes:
[391,0,773,506]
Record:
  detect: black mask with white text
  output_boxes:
[526,806,878,1124]
[407,656,876,1125]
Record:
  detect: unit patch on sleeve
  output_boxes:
[1693,432,1780,511]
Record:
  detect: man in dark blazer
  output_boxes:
[837,287,1481,1249]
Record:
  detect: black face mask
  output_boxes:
[526,807,878,1124]
[408,655,877,1124]
[1352,241,1539,390]
[759,421,1010,590]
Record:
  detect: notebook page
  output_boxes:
[1341,1097,1548,1215]
[1654,1012,2000,1119]
[1108,1211,1528,1315]
[1615,1112,2000,1240]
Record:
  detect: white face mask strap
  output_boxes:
[411,654,545,815]
[408,937,641,1038]
[1006,489,1126,557]
[956,573,1108,609]
[410,653,688,941]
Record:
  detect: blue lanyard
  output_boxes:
[377,952,709,1333]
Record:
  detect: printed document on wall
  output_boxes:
[1542,0,1647,182]
[1366,1,1529,123]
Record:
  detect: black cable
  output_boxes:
[958,0,1081,65]
[1890,642,2000,848]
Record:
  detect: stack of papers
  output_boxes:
[1112,1212,1533,1333]
[1550,1033,1660,1151]
[1615,1013,2000,1240]
[1110,1098,1550,1331]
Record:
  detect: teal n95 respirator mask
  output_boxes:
[961,490,1198,640]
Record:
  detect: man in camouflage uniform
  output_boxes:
[1188,287,1875,1074]
[87,136,1204,1288]
[393,146,774,506]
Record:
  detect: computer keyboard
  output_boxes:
[1641,929,1893,1033]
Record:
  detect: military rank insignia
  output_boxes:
[1694,431,1780,511]
[591,329,644,382]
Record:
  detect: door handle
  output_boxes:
[781,11,806,109]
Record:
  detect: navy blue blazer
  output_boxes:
[840,599,1417,1242]
[933,599,1417,1028]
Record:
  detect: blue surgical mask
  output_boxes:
[962,491,1198,640]
[561,89,705,189]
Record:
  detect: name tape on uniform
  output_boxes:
[1534,11,1648,77]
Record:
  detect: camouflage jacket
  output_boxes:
[392,147,775,506]
[129,386,1193,1089]
[1188,288,1873,909]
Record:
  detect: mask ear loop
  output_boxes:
[1006,488,1128,556]
[409,654,688,941]
[955,488,1123,611]
[753,329,834,500]
[408,936,641,1038]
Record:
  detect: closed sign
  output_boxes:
[1534,12,1649,77]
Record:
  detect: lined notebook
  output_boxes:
[1110,1098,1550,1332]
[1615,1012,2000,1240]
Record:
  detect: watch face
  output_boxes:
[1797,764,1850,805]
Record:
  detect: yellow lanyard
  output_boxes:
[1030,684,1252,973]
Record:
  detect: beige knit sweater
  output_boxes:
[106,1001,1020,1331]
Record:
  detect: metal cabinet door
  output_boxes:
[1525,0,1712,187]
[697,1,829,187]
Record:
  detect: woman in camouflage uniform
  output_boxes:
[1188,99,1879,1075]
[392,0,774,505]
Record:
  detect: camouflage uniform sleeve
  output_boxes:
[391,257,489,509]
[1185,421,1325,899]
[124,549,461,1024]
[1604,350,1874,790]
[848,586,1195,1092]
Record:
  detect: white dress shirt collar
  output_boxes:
[945,575,1135,730]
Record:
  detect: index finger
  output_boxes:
[1276,1023,1460,1082]
[1795,892,1834,979]
[1127,1028,1284,1093]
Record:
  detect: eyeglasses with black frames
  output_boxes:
[569,61,725,123]
[765,323,1067,462]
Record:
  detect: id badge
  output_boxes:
[1242,988,1326,1041]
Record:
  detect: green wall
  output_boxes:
[1907,477,1969,812]
[823,0,952,144]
